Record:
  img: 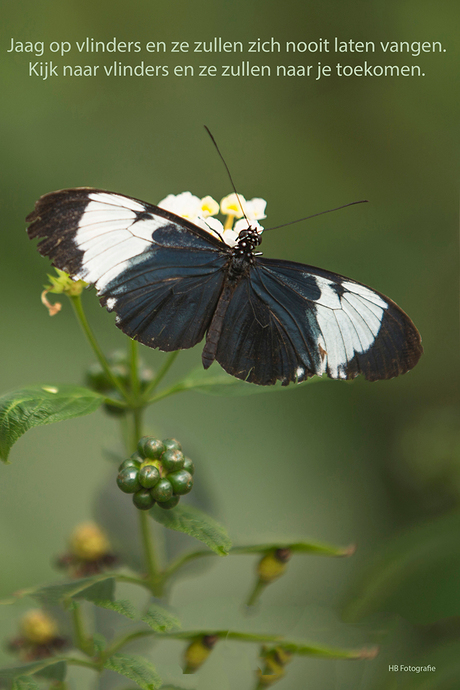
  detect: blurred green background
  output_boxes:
[1,0,459,688]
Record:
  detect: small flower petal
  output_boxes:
[245,197,267,220]
[158,192,202,220]
[200,196,219,218]
[220,193,246,218]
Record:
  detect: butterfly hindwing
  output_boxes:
[214,257,422,385]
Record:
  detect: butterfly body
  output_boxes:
[27,188,422,386]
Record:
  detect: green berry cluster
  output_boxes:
[116,437,194,511]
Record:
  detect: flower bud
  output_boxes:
[257,645,292,686]
[183,635,219,673]
[20,610,58,645]
[70,522,111,561]
[257,548,292,583]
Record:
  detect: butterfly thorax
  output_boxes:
[228,227,262,278]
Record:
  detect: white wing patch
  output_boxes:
[73,194,171,291]
[313,276,388,378]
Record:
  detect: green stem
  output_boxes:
[246,579,268,608]
[71,603,94,656]
[145,382,187,406]
[141,351,180,400]
[59,656,100,671]
[129,338,141,398]
[101,630,156,661]
[70,294,129,401]
[138,510,163,596]
[163,549,215,581]
[114,573,151,588]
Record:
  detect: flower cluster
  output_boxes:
[158,192,267,247]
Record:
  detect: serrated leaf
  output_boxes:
[173,365,317,397]
[230,540,353,557]
[12,677,40,690]
[0,385,104,462]
[0,659,66,682]
[104,654,162,689]
[35,660,67,681]
[142,603,181,632]
[150,504,231,555]
[32,575,114,606]
[94,599,137,620]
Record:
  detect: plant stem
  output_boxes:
[129,338,141,398]
[141,350,179,400]
[246,580,267,608]
[138,510,163,596]
[69,294,129,401]
[163,549,215,580]
[101,629,155,661]
[71,603,94,656]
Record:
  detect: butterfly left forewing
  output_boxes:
[27,188,231,352]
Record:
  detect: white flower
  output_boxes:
[200,195,219,218]
[158,192,202,220]
[220,193,246,218]
[245,197,267,220]
[157,191,266,247]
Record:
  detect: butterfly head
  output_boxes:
[234,227,262,261]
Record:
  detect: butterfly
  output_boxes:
[26,187,422,386]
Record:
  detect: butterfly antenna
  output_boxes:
[264,199,369,232]
[204,125,250,225]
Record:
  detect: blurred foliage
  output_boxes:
[1,0,459,688]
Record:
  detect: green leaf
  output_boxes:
[35,660,67,681]
[32,575,114,606]
[230,540,353,557]
[12,678,40,690]
[104,653,162,690]
[342,511,460,625]
[0,384,104,462]
[150,504,231,555]
[0,659,67,682]
[172,365,318,397]
[94,599,137,620]
[141,603,181,632]
[92,632,108,654]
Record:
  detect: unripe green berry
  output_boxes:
[163,438,181,452]
[133,489,155,510]
[161,449,185,472]
[130,451,144,464]
[182,456,195,475]
[150,479,173,503]
[168,470,193,495]
[139,464,161,489]
[118,458,141,472]
[157,495,180,510]
[142,438,166,460]
[117,467,141,494]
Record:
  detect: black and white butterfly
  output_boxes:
[26,187,422,386]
